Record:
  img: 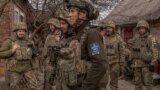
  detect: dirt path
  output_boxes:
[0,77,160,90]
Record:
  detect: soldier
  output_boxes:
[56,11,79,90]
[130,20,158,90]
[67,0,108,90]
[102,21,126,90]
[0,22,39,90]
[43,18,61,90]
[96,24,110,90]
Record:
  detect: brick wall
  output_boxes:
[0,2,13,43]
[0,2,13,76]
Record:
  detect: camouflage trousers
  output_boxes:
[55,62,109,90]
[9,70,39,90]
[134,67,152,90]
[109,63,120,90]
[44,63,55,90]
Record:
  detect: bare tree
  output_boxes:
[0,0,121,52]
[0,0,10,17]
[27,0,68,53]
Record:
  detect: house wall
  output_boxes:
[0,2,12,44]
[121,21,160,44]
[150,21,160,43]
[0,1,27,44]
[121,26,134,44]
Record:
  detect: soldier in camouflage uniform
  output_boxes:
[102,21,126,90]
[130,20,158,90]
[43,18,61,90]
[0,22,39,90]
[67,0,108,90]
[56,11,79,90]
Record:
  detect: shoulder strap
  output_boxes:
[73,21,90,41]
[145,35,153,50]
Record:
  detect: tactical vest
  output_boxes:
[45,34,60,47]
[58,37,78,86]
[7,38,33,72]
[105,35,118,55]
[11,39,33,61]
[15,47,32,61]
[60,26,91,86]
[104,34,120,64]
[131,36,152,62]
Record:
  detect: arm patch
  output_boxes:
[90,42,100,56]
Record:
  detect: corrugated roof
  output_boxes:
[105,0,160,25]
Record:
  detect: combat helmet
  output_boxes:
[13,22,27,32]
[47,18,61,28]
[58,11,69,24]
[136,20,150,30]
[104,20,116,30]
[67,0,99,20]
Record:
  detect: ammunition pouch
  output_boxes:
[60,60,77,86]
[106,45,116,55]
[131,48,141,59]
[15,47,32,61]
[141,50,152,63]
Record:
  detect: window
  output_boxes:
[14,11,19,23]
[19,12,25,22]
[14,5,25,23]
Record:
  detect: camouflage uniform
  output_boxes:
[130,20,158,90]
[103,21,126,90]
[67,1,108,90]
[53,11,79,90]
[0,23,38,90]
[56,36,79,90]
[43,18,61,90]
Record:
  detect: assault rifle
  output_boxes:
[48,46,61,85]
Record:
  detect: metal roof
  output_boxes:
[104,0,160,25]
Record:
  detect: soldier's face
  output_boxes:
[16,30,26,38]
[104,27,114,36]
[138,27,146,35]
[100,30,106,36]
[68,7,79,26]
[78,10,88,20]
[60,20,69,33]
[49,24,56,32]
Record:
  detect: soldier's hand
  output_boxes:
[55,35,60,42]
[12,43,20,52]
[69,40,79,49]
[150,60,157,66]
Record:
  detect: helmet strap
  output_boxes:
[74,9,88,26]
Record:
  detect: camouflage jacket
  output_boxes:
[104,33,126,64]
[43,34,61,59]
[130,34,158,67]
[74,21,108,73]
[0,35,33,72]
